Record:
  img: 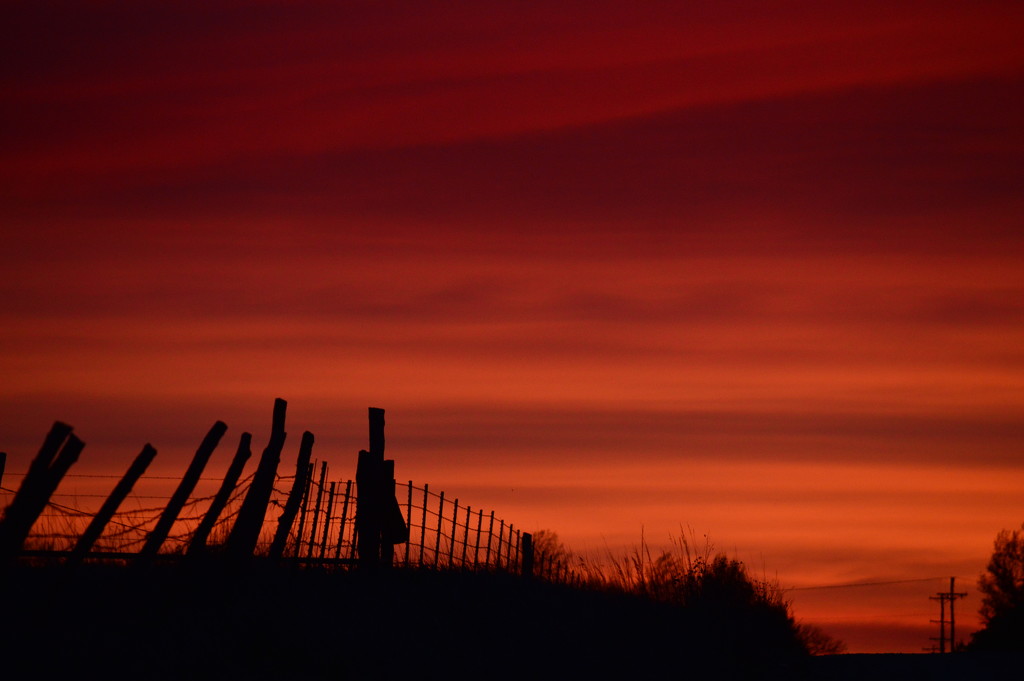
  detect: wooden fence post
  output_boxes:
[355,408,406,569]
[473,508,483,568]
[295,460,314,556]
[268,431,314,560]
[419,483,428,565]
[447,499,459,567]
[306,460,328,560]
[379,459,395,568]
[433,491,445,568]
[138,421,226,563]
[0,422,83,563]
[484,511,495,567]
[188,432,252,556]
[71,443,157,564]
[461,505,471,568]
[226,398,287,560]
[320,481,336,560]
[521,532,534,578]
[404,481,412,566]
[334,480,352,560]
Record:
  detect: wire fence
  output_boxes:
[0,464,525,572]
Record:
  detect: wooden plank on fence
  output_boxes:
[268,431,313,560]
[306,460,327,560]
[71,443,158,564]
[138,421,227,562]
[188,432,252,556]
[226,398,287,560]
[0,422,82,563]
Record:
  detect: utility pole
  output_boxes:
[930,577,967,652]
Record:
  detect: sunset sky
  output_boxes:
[3,1,1024,653]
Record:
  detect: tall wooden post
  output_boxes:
[139,421,226,562]
[226,399,287,560]
[71,444,157,564]
[354,408,407,569]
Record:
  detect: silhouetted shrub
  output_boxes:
[970,523,1024,651]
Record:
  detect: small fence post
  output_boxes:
[226,398,287,560]
[71,443,157,564]
[418,483,428,566]
[295,461,314,556]
[188,432,252,556]
[268,431,314,560]
[320,481,336,560]
[447,499,459,567]
[404,481,412,566]
[496,520,505,570]
[521,532,534,578]
[139,421,227,563]
[306,460,328,560]
[334,480,352,560]
[484,511,495,567]
[433,491,445,568]
[473,508,483,568]
[460,506,471,568]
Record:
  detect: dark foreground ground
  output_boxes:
[808,652,1022,680]
[1,563,1019,680]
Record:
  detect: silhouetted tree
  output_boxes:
[970,523,1024,651]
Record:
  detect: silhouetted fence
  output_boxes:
[0,401,532,575]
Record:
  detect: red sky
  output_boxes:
[3,0,1024,652]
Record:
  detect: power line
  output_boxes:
[786,573,946,589]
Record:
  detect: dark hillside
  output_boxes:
[1,563,810,680]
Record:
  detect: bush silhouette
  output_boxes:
[970,523,1024,651]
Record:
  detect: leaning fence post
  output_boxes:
[521,532,534,578]
[0,422,83,563]
[269,431,314,560]
[139,421,226,563]
[226,398,287,560]
[71,443,157,564]
[188,432,252,556]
